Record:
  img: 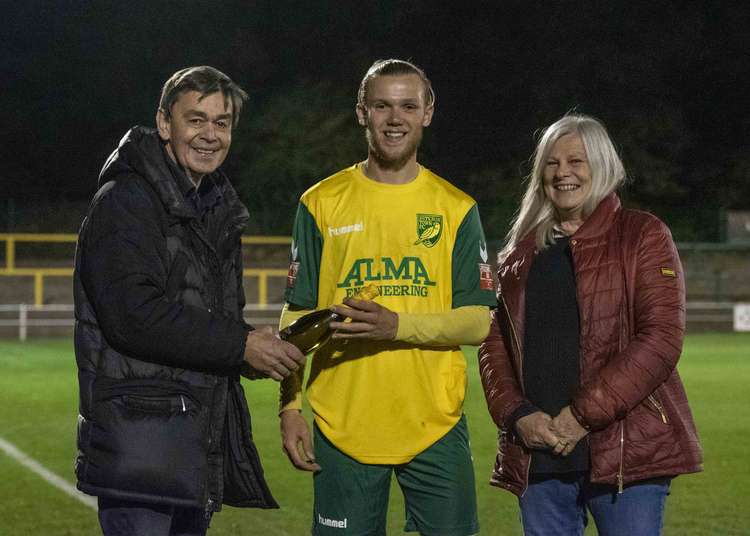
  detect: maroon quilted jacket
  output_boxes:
[479,193,703,496]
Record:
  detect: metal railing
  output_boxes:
[0,233,291,306]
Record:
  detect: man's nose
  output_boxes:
[387,108,403,124]
[201,122,218,140]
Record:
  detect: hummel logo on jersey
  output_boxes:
[328,222,364,237]
[479,240,488,263]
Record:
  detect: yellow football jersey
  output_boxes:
[284,163,495,463]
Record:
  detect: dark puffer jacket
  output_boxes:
[479,194,703,496]
[74,127,277,513]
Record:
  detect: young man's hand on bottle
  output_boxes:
[330,298,398,340]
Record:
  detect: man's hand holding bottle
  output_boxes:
[243,327,306,381]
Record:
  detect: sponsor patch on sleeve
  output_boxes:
[479,263,494,290]
[660,267,676,278]
[286,262,300,288]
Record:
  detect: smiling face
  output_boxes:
[156,90,233,185]
[543,133,592,222]
[356,74,433,172]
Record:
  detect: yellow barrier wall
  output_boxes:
[0,233,291,306]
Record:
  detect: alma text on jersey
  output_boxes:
[337,256,436,288]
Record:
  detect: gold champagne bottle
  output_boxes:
[279,285,380,353]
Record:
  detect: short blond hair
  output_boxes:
[357,59,435,109]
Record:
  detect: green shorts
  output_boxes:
[312,414,479,536]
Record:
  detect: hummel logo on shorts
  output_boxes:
[318,513,348,528]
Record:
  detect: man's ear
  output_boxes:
[156,109,171,141]
[355,105,367,127]
[422,104,434,128]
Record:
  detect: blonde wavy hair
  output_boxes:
[499,114,626,263]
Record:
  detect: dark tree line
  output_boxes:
[3,1,749,240]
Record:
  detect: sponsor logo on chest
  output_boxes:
[337,256,436,297]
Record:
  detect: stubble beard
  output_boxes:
[366,129,422,171]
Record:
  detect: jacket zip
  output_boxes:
[205,497,215,519]
[617,422,624,493]
[615,244,627,495]
[501,296,524,391]
[648,394,668,424]
[189,220,225,312]
[186,220,229,508]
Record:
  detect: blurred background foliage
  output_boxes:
[2,0,748,240]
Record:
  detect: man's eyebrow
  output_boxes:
[182,109,233,120]
[371,97,420,104]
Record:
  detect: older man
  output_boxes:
[74,66,305,535]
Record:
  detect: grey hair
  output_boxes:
[158,66,248,128]
[499,113,626,263]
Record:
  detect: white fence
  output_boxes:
[1,302,745,341]
[0,304,74,341]
[0,303,285,341]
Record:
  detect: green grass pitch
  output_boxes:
[0,334,747,535]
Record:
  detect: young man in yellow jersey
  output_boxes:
[279,59,495,535]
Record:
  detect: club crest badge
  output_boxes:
[286,262,300,288]
[287,239,300,288]
[414,214,443,248]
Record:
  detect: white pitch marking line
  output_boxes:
[0,435,97,510]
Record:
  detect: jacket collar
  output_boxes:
[98,127,246,226]
[571,192,621,240]
[506,192,622,264]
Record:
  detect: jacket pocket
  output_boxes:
[120,393,197,415]
[646,391,669,424]
[84,377,212,505]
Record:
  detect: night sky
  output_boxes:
[4,1,749,238]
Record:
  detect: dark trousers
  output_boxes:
[98,497,211,536]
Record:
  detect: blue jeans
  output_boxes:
[518,473,670,536]
[98,497,211,536]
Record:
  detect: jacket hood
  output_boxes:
[97,126,248,228]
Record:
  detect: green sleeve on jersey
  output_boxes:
[283,202,322,308]
[451,204,497,308]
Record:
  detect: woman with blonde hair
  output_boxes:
[479,114,702,535]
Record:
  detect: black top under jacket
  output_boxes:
[523,236,590,474]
